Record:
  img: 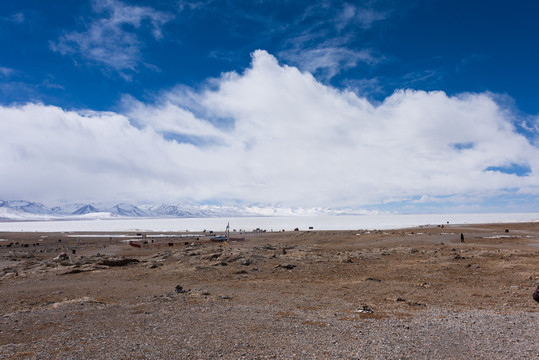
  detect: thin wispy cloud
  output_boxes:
[0,66,15,77]
[521,118,539,135]
[279,42,382,80]
[1,12,25,24]
[177,0,213,12]
[402,69,444,87]
[276,1,389,79]
[51,0,173,77]
[345,77,385,97]
[180,1,388,80]
[336,3,388,30]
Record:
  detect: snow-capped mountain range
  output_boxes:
[0,200,376,221]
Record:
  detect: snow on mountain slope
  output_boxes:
[0,200,50,215]
[0,199,375,221]
[72,204,100,215]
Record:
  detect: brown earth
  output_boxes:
[1,222,538,359]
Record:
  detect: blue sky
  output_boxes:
[1,0,539,212]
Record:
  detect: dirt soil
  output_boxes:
[1,222,538,359]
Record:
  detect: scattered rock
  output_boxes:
[212,261,228,266]
[60,264,108,275]
[366,277,382,282]
[99,257,140,267]
[175,285,186,294]
[204,253,222,261]
[1,272,18,280]
[54,252,69,261]
[355,305,374,313]
[275,264,296,270]
[240,258,252,266]
[407,301,427,307]
[533,286,539,303]
[61,268,84,275]
[224,254,243,263]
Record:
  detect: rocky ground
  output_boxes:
[1,222,538,359]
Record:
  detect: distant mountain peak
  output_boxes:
[0,199,373,221]
[72,204,100,215]
[109,203,148,217]
[0,200,50,214]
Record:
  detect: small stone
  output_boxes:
[275,264,296,270]
[355,305,374,313]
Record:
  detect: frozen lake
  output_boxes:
[1,213,539,232]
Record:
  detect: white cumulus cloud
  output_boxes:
[1,50,538,208]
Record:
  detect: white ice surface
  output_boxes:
[1,213,538,232]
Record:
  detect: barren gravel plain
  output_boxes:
[1,222,538,359]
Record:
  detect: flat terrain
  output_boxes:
[1,222,538,359]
